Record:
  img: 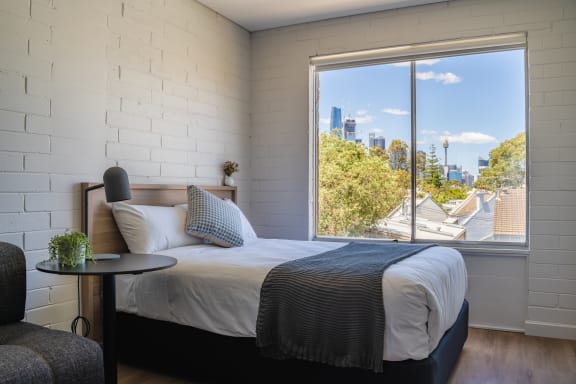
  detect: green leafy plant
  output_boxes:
[48,231,94,267]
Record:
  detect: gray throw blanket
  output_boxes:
[256,242,436,372]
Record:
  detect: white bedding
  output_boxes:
[116,238,467,361]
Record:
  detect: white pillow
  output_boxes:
[111,202,203,254]
[177,200,258,244]
[224,199,258,243]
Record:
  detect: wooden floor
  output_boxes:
[450,328,576,384]
[118,328,576,384]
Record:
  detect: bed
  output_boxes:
[81,183,469,384]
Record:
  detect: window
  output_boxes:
[312,34,527,245]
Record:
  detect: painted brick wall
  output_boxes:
[0,0,250,330]
[251,0,576,339]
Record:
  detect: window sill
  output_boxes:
[313,236,529,257]
[453,246,529,257]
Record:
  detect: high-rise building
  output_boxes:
[478,157,489,174]
[443,164,457,178]
[330,107,342,137]
[368,132,386,150]
[447,169,463,183]
[462,171,475,187]
[344,118,356,142]
[373,136,386,150]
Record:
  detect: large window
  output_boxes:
[312,35,527,245]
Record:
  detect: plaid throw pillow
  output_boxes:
[185,185,244,247]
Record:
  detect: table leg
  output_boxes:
[102,275,117,384]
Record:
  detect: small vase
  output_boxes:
[224,175,236,187]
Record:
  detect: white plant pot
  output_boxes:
[224,175,236,187]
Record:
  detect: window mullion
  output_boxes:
[410,61,417,243]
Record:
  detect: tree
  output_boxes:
[415,150,427,180]
[433,180,469,205]
[416,144,469,205]
[395,169,411,194]
[475,132,526,191]
[388,139,408,170]
[369,145,389,162]
[423,144,442,188]
[318,133,404,236]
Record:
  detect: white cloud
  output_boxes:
[441,132,497,144]
[418,59,441,66]
[416,71,462,84]
[357,109,368,116]
[421,129,438,135]
[382,108,409,115]
[392,59,441,67]
[319,117,330,125]
[355,115,374,124]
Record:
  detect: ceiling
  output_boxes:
[196,0,446,32]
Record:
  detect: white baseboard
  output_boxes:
[524,321,576,341]
[469,322,524,333]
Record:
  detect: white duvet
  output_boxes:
[116,238,467,361]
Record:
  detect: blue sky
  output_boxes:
[318,49,526,176]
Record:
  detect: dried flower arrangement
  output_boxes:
[223,161,239,176]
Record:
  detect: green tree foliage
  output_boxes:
[318,133,404,236]
[418,144,469,205]
[433,181,469,205]
[382,140,410,191]
[423,144,442,188]
[415,150,427,180]
[395,169,411,194]
[388,139,408,170]
[475,132,526,191]
[369,145,389,162]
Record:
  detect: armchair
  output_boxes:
[0,242,104,384]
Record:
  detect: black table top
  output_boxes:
[36,253,177,276]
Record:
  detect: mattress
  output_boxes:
[115,238,467,361]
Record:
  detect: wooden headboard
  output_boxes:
[80,183,237,341]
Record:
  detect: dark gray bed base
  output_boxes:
[117,299,468,383]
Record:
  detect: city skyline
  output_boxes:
[328,111,487,181]
[318,49,526,177]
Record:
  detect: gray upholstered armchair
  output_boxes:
[0,242,104,384]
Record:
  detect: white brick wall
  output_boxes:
[251,0,576,339]
[0,0,251,329]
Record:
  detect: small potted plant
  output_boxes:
[48,231,94,267]
[223,160,239,186]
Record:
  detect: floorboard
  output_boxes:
[118,328,576,384]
